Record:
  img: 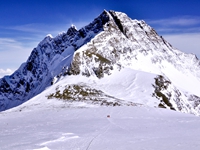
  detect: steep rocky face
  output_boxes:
[69,11,200,79]
[1,10,200,114]
[152,75,200,115]
[67,10,200,115]
[0,11,110,111]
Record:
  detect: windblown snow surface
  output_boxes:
[1,103,200,150]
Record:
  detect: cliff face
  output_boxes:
[1,10,200,115]
[0,11,110,111]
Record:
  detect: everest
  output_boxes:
[0,10,200,115]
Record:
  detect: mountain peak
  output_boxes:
[71,24,77,29]
[1,10,200,115]
[46,34,53,38]
[66,25,78,37]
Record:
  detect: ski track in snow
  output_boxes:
[85,121,110,150]
[85,107,127,150]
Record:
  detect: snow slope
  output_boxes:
[7,66,198,116]
[1,106,200,150]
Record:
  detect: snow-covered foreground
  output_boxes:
[1,106,200,150]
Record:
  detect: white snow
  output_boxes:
[12,67,158,110]
[46,34,53,39]
[1,106,200,150]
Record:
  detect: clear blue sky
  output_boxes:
[0,0,200,76]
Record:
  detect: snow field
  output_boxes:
[1,106,200,150]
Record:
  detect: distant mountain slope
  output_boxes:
[0,11,110,111]
[1,10,200,114]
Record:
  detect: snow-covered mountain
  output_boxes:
[1,10,200,115]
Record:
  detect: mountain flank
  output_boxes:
[1,10,200,115]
